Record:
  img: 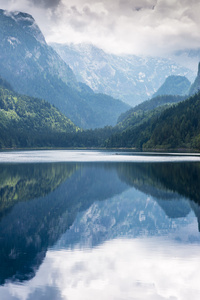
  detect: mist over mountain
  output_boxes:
[172,48,200,72]
[0,9,128,129]
[51,42,195,106]
[0,8,200,150]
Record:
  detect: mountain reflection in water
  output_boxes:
[0,161,200,289]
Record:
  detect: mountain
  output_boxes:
[172,48,200,72]
[0,10,77,94]
[153,75,191,97]
[189,62,200,95]
[0,77,79,148]
[143,92,200,150]
[50,42,195,106]
[0,9,128,129]
[106,91,200,150]
[115,94,186,134]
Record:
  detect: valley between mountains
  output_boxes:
[0,9,200,151]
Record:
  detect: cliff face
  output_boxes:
[0,9,129,129]
[189,62,200,95]
[0,10,77,90]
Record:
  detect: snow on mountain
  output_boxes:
[3,10,46,45]
[172,48,200,73]
[0,9,129,129]
[51,43,195,106]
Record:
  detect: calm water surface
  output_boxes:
[0,151,200,300]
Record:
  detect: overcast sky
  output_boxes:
[1,0,200,56]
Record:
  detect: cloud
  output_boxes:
[1,0,200,55]
[1,237,200,300]
[28,0,61,8]
[44,0,200,55]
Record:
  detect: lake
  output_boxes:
[0,150,200,300]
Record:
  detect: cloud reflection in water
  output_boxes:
[2,235,200,300]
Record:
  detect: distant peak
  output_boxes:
[153,75,191,97]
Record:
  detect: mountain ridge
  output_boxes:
[106,91,200,150]
[153,75,191,97]
[0,76,79,148]
[51,42,195,106]
[0,9,129,129]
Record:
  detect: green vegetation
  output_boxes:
[117,94,186,131]
[0,79,79,148]
[0,10,129,129]
[0,162,128,284]
[0,73,200,151]
[106,92,200,150]
[105,65,199,151]
[144,92,200,150]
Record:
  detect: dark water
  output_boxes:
[0,159,200,299]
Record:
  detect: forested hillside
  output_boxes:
[1,78,199,151]
[106,92,200,150]
[117,94,186,131]
[0,9,128,129]
[0,78,79,148]
[144,92,200,149]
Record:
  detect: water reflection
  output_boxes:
[117,162,200,230]
[117,162,200,204]
[0,163,77,218]
[0,160,200,299]
[2,238,200,300]
[0,163,128,284]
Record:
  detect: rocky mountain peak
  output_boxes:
[189,62,200,95]
[0,9,128,129]
[51,42,195,106]
[0,9,46,45]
